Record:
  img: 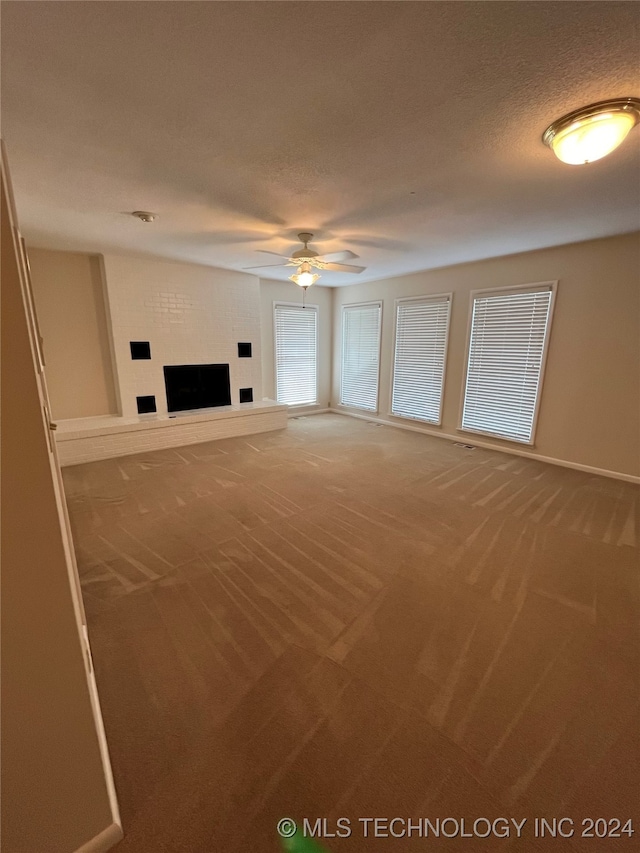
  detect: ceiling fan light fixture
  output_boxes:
[289,261,320,288]
[543,98,640,164]
[243,232,364,279]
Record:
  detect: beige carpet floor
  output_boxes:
[63,414,639,852]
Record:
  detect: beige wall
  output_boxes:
[260,278,333,410]
[28,248,118,419]
[332,232,640,478]
[1,163,117,852]
[23,235,640,477]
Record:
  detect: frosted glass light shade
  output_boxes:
[290,270,319,288]
[543,98,640,165]
[289,261,320,288]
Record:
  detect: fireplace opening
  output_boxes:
[163,364,231,413]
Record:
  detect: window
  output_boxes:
[392,294,451,424]
[461,283,555,444]
[340,302,382,411]
[274,303,317,406]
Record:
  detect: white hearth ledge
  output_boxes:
[55,400,288,466]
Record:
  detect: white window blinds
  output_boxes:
[392,295,451,424]
[274,303,317,406]
[461,285,554,444]
[340,302,382,411]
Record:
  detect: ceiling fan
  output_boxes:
[243,232,366,288]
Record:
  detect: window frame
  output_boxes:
[273,300,319,407]
[339,300,383,413]
[389,292,453,427]
[458,280,557,446]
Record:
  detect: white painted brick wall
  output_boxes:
[57,408,287,466]
[102,254,262,417]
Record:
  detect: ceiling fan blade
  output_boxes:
[323,262,366,274]
[317,250,358,263]
[242,263,286,270]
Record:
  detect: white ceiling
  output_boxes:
[2,1,639,286]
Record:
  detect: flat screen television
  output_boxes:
[163,364,231,413]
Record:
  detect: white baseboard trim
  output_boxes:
[73,823,123,853]
[326,408,640,484]
[288,406,331,418]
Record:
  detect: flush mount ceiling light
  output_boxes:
[543,98,640,165]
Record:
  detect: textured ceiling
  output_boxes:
[2,1,639,286]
